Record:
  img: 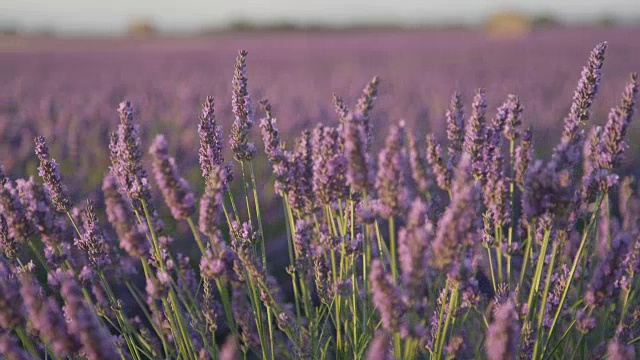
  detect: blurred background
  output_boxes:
[1,0,640,222]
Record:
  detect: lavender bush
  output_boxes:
[0,41,639,360]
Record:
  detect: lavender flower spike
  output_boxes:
[259,99,293,195]
[34,135,71,212]
[75,199,113,270]
[446,91,465,167]
[355,76,381,151]
[486,299,520,360]
[60,271,119,360]
[230,50,256,162]
[374,121,411,218]
[425,134,452,192]
[110,100,163,231]
[0,179,35,243]
[0,214,17,259]
[199,165,226,237]
[149,134,196,220]
[102,174,150,258]
[551,41,607,172]
[599,72,638,170]
[462,89,487,180]
[370,259,407,335]
[344,111,373,193]
[198,96,225,179]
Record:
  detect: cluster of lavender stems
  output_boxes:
[1,42,640,360]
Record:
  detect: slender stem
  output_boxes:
[388,216,397,281]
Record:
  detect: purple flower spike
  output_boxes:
[149,134,196,220]
[34,135,71,212]
[230,50,256,162]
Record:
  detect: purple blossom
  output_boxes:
[59,271,119,360]
[288,130,315,215]
[598,73,638,170]
[431,155,480,271]
[259,99,293,195]
[370,260,408,335]
[355,76,381,151]
[425,134,452,192]
[485,299,520,360]
[374,121,411,218]
[34,135,71,212]
[343,111,373,194]
[366,331,393,360]
[312,124,348,205]
[514,126,533,191]
[406,132,431,196]
[102,175,150,258]
[20,275,81,356]
[199,165,226,237]
[446,91,465,168]
[551,41,607,173]
[110,100,163,232]
[586,232,631,308]
[0,179,35,243]
[463,89,487,180]
[230,50,256,162]
[397,198,432,300]
[75,200,113,270]
[607,338,635,360]
[149,134,196,220]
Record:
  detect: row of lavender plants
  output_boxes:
[0,42,639,359]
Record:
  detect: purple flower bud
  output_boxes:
[230,50,256,162]
[75,200,113,270]
[398,199,432,299]
[20,275,81,356]
[599,73,638,170]
[486,299,520,360]
[103,175,151,258]
[0,214,17,259]
[431,155,480,271]
[0,180,35,243]
[446,92,466,168]
[425,134,452,192]
[355,76,381,151]
[110,100,163,232]
[288,130,315,215]
[406,133,431,196]
[514,126,533,191]
[463,89,487,180]
[312,125,349,205]
[0,332,31,360]
[199,165,227,237]
[344,111,374,194]
[551,42,607,173]
[219,336,239,360]
[366,331,393,360]
[374,122,411,218]
[607,338,635,360]
[586,232,631,308]
[370,260,407,335]
[34,135,71,212]
[0,259,24,330]
[149,134,196,220]
[60,271,119,360]
[199,96,232,187]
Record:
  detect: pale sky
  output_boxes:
[2,0,639,33]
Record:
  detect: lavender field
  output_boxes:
[1,27,640,359]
